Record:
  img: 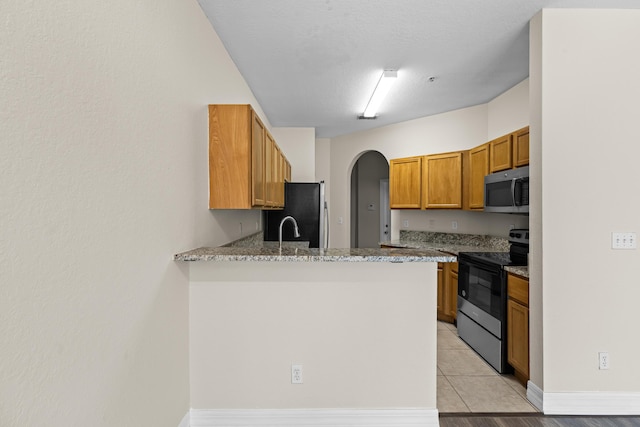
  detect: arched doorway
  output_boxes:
[349,151,390,248]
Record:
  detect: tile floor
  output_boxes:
[437,321,539,413]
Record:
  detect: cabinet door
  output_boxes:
[469,143,489,210]
[264,132,276,207]
[507,299,529,378]
[251,111,266,207]
[508,273,529,306]
[423,152,462,209]
[489,134,513,173]
[437,263,445,318]
[389,157,422,209]
[448,268,458,320]
[513,126,530,168]
[209,104,253,209]
[275,145,285,207]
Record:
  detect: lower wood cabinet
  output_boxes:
[507,273,529,385]
[437,262,458,323]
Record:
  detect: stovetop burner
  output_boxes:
[459,228,530,267]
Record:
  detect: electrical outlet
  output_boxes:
[451,221,458,230]
[599,352,609,370]
[338,217,343,224]
[291,364,303,384]
[612,232,637,249]
[403,220,409,228]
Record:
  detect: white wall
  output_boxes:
[189,261,437,410]
[0,0,270,425]
[271,127,316,182]
[531,8,640,408]
[488,79,530,140]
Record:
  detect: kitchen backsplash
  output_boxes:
[400,230,510,251]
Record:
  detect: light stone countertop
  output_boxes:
[174,230,517,263]
[505,266,529,279]
[381,230,510,256]
[174,246,456,262]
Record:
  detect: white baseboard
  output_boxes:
[526,380,544,412]
[543,391,640,415]
[528,381,640,415]
[189,408,440,427]
[178,411,190,427]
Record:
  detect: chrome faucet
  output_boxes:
[279,215,301,249]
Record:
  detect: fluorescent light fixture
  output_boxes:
[362,70,397,118]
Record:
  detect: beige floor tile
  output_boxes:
[437,367,444,376]
[437,376,470,413]
[502,374,528,398]
[438,348,497,376]
[437,329,469,350]
[444,322,457,332]
[446,375,538,413]
[437,321,450,331]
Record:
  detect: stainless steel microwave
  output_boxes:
[484,166,529,214]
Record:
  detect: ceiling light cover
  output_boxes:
[363,70,397,118]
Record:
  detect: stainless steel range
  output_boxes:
[457,229,529,373]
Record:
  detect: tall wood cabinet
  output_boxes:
[208,104,289,210]
[507,272,530,385]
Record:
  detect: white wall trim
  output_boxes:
[190,408,439,427]
[178,411,190,427]
[526,381,543,412]
[543,391,640,415]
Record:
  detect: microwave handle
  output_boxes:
[512,178,525,206]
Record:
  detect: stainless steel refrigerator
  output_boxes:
[263,182,328,248]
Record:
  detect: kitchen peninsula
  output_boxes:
[175,240,454,425]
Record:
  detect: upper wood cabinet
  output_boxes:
[388,126,528,211]
[389,156,422,209]
[264,131,276,208]
[251,112,266,207]
[489,126,530,173]
[468,143,490,210]
[423,152,463,209]
[512,126,530,168]
[209,104,287,210]
[489,133,513,173]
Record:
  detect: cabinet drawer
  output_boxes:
[508,273,529,306]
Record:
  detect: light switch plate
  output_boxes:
[612,232,637,249]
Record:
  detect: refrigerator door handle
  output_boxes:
[324,201,329,248]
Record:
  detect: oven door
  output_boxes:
[457,254,506,338]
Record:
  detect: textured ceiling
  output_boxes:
[198,0,640,138]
